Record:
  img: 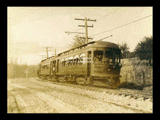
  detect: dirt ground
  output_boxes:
[7,78,152,113]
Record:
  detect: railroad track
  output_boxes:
[35,77,153,113]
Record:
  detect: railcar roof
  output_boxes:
[57,41,119,56]
[40,41,119,63]
[91,41,119,48]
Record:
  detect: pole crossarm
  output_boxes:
[87,18,96,22]
[78,24,93,27]
[42,47,52,49]
[65,31,85,34]
[74,18,85,21]
[79,37,93,39]
[75,18,96,22]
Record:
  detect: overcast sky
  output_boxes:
[8,7,153,65]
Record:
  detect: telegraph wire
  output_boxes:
[96,7,122,21]
[68,8,122,33]
[91,14,152,37]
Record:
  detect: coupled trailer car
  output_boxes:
[37,41,122,88]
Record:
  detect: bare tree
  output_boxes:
[69,35,86,49]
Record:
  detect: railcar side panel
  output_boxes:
[57,63,87,76]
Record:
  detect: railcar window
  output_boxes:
[74,55,79,65]
[65,58,69,66]
[79,57,83,65]
[78,53,86,65]
[105,51,113,64]
[42,65,48,69]
[68,56,73,66]
[60,59,65,67]
[72,59,76,65]
[115,50,121,63]
[94,51,103,63]
[115,54,119,63]
[105,49,120,64]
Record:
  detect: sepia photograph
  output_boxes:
[7,6,153,113]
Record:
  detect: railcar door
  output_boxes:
[49,61,52,77]
[50,61,55,76]
[87,51,91,77]
[57,59,59,73]
[51,60,56,78]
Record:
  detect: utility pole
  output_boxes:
[42,47,52,59]
[75,17,96,44]
[85,17,88,43]
[65,17,96,44]
[24,69,28,78]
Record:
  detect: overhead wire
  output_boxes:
[91,14,152,37]
[96,7,122,21]
[69,7,122,33]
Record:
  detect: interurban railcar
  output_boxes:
[37,41,122,88]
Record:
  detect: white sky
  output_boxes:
[7,7,153,65]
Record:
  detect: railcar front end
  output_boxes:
[91,48,122,88]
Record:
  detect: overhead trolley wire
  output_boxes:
[91,14,152,37]
[68,8,122,33]
[96,7,122,21]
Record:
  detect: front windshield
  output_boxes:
[105,49,120,64]
[93,49,121,64]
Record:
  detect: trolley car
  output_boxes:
[37,41,122,88]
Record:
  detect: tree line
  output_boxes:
[70,35,153,65]
[118,36,153,65]
[7,58,38,79]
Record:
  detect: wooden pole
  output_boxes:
[85,17,88,44]
[24,69,28,78]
